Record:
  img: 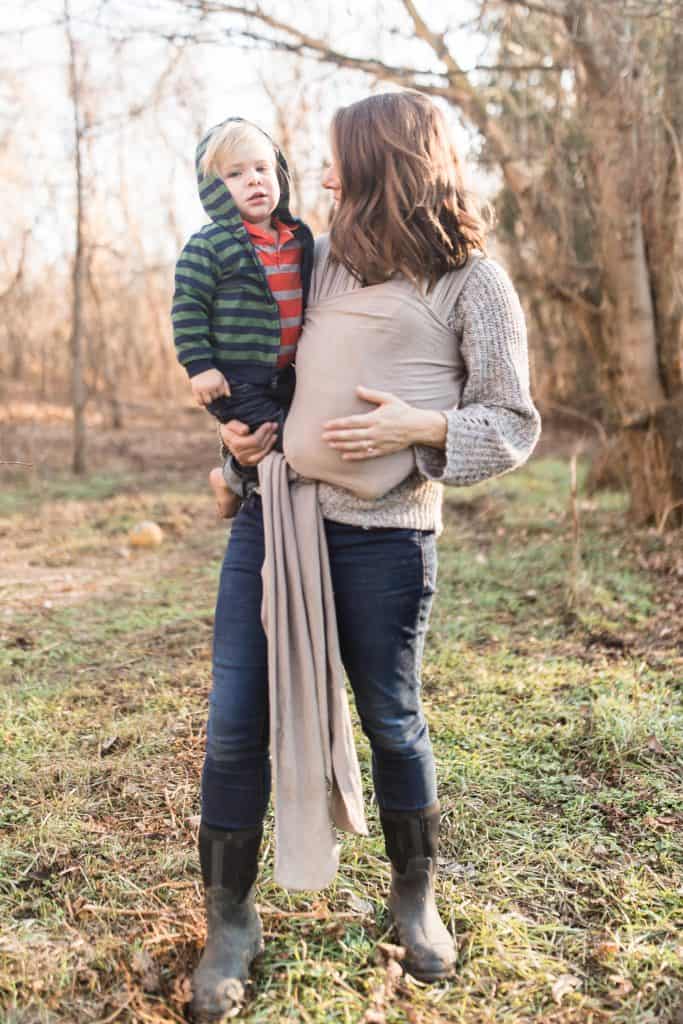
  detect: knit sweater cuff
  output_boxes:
[415,404,541,487]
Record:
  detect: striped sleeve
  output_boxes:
[171,233,220,377]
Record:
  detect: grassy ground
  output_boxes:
[1,409,682,1023]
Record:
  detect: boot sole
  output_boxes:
[190,939,264,1021]
[403,959,456,983]
[386,906,457,983]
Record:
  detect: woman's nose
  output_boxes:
[322,166,339,191]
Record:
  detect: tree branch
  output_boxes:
[180,2,564,83]
[190,1,445,77]
[228,26,443,85]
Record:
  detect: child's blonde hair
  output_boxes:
[200,121,277,178]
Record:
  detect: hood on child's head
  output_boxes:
[195,117,294,230]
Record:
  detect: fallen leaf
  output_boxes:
[608,974,634,1000]
[100,735,120,757]
[171,975,193,1006]
[385,959,403,985]
[131,949,160,993]
[551,974,581,1004]
[324,920,347,939]
[375,942,406,964]
[438,858,476,879]
[593,940,619,960]
[362,1011,385,1024]
[364,949,404,1023]
[347,892,373,916]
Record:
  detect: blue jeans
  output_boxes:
[202,495,438,829]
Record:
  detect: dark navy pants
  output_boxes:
[201,495,438,830]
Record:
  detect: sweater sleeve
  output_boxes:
[414,258,541,487]
[171,233,221,378]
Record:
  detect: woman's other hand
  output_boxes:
[219,420,278,466]
[321,386,448,460]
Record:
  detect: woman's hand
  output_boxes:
[321,386,448,460]
[219,420,278,466]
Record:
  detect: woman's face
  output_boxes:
[322,154,342,204]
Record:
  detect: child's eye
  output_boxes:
[226,170,241,178]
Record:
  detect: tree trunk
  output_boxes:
[86,255,124,431]
[9,331,24,380]
[644,26,683,400]
[586,104,665,418]
[572,10,677,524]
[65,0,87,474]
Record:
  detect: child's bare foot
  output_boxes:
[209,467,241,519]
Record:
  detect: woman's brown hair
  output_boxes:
[328,90,487,289]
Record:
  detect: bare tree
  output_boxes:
[0,232,29,389]
[64,0,87,474]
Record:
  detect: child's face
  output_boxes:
[220,142,280,229]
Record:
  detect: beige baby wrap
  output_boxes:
[259,239,481,890]
[284,239,479,498]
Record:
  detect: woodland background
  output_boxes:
[2,0,682,526]
[1,3,682,1023]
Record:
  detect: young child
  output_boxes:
[172,118,314,516]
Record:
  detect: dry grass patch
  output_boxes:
[1,415,682,1022]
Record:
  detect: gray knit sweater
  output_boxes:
[225,255,541,531]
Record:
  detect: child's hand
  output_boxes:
[191,369,231,407]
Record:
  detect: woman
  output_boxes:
[190,91,541,1020]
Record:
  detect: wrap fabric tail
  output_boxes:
[258,451,368,891]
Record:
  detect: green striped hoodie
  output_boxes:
[171,118,314,384]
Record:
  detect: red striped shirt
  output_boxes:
[243,219,304,368]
